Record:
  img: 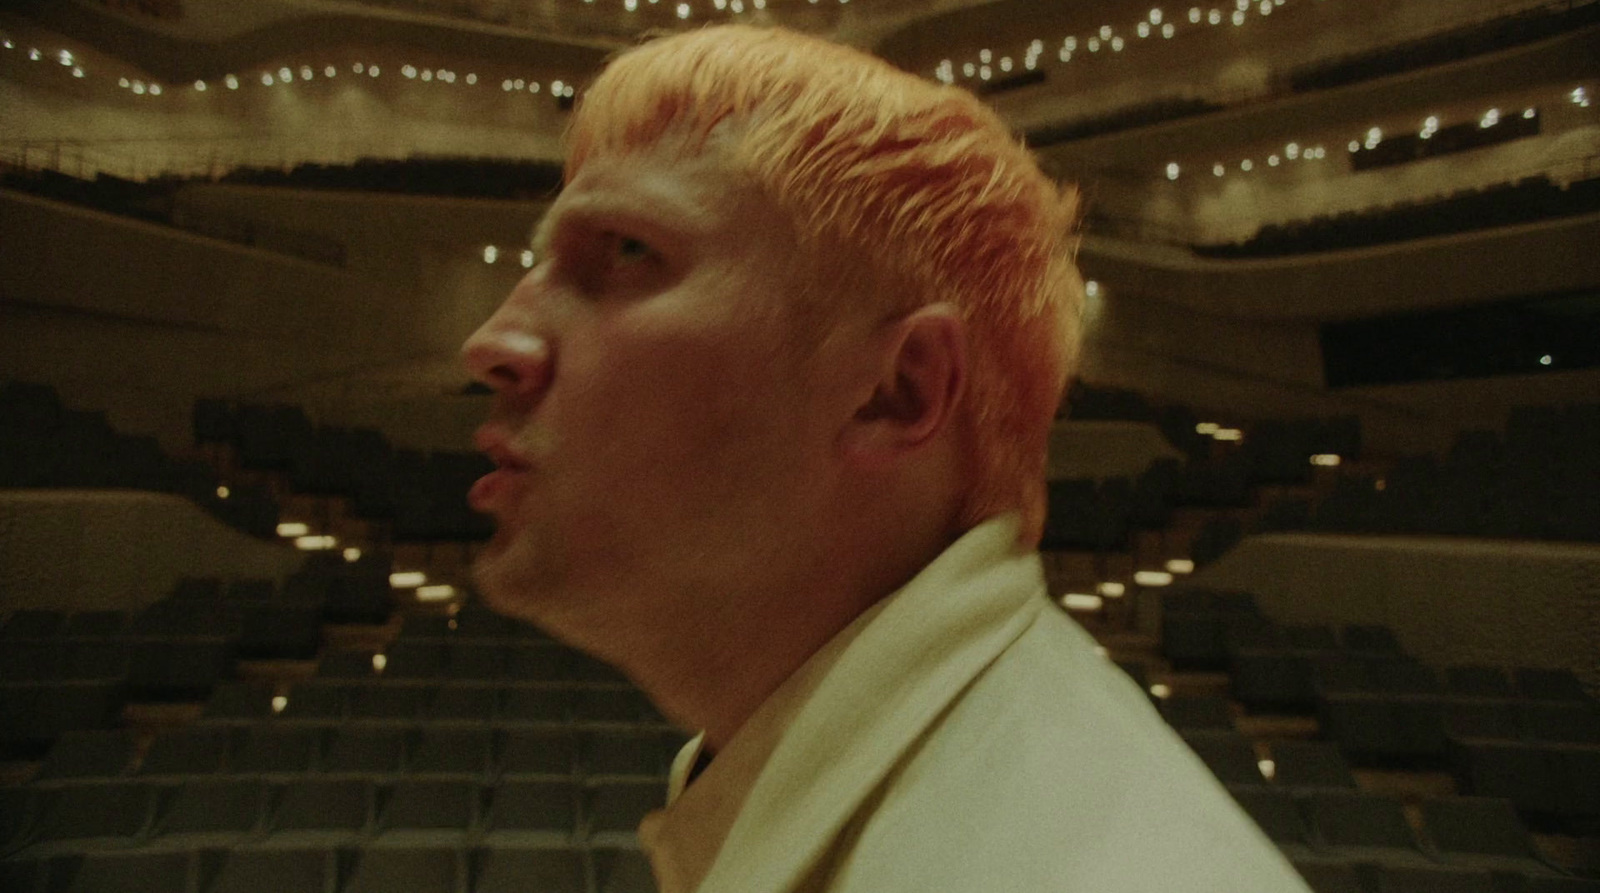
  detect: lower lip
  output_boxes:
[469,468,526,511]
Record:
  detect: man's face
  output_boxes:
[461,139,850,647]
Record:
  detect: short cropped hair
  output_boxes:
[566,25,1084,545]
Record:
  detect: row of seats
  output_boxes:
[0,168,346,266]
[1286,0,1600,93]
[3,774,665,851]
[201,681,665,727]
[1237,789,1597,893]
[193,399,492,542]
[1197,174,1600,258]
[220,156,565,200]
[29,724,687,783]
[1261,405,1600,543]
[1161,589,1600,833]
[0,844,653,893]
[0,381,279,538]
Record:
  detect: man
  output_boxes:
[462,24,1309,893]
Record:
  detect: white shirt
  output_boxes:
[639,515,1311,893]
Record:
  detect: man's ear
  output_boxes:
[844,304,967,461]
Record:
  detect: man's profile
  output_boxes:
[462,23,1309,893]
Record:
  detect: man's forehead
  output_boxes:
[532,142,767,252]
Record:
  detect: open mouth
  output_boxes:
[469,432,533,511]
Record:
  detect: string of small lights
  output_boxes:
[0,34,576,105]
[932,1,1300,87]
[1166,87,1593,183]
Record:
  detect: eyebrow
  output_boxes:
[526,168,729,259]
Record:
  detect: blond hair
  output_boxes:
[566,25,1084,544]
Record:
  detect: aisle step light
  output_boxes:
[276,522,309,537]
[1061,593,1105,612]
[1165,559,1195,574]
[1134,570,1174,587]
[416,584,457,602]
[390,571,427,589]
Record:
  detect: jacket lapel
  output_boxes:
[696,515,1046,893]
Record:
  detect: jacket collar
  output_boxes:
[697,514,1046,893]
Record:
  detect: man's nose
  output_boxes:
[462,310,553,402]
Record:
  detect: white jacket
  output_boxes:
[643,516,1312,893]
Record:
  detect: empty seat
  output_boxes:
[595,848,658,893]
[1269,741,1357,790]
[470,846,586,893]
[1303,790,1428,863]
[1343,624,1404,654]
[1451,740,1565,816]
[380,779,479,832]
[1420,796,1548,873]
[0,787,37,851]
[1447,666,1512,697]
[62,611,127,639]
[410,727,495,777]
[1514,669,1589,702]
[51,850,192,893]
[1181,731,1266,786]
[2,681,126,752]
[322,727,408,774]
[238,605,322,660]
[585,729,686,778]
[384,642,450,679]
[0,609,67,639]
[575,688,657,723]
[1229,787,1312,858]
[271,779,372,834]
[1372,863,1497,893]
[203,847,332,893]
[1158,694,1235,731]
[342,847,460,893]
[400,615,457,639]
[1521,702,1600,744]
[154,778,265,836]
[425,685,498,723]
[0,857,40,893]
[61,642,131,682]
[1320,694,1447,766]
[505,645,571,682]
[1232,650,1319,713]
[348,685,433,721]
[139,728,231,776]
[447,643,509,681]
[232,727,323,774]
[34,782,153,843]
[316,650,379,679]
[587,780,666,837]
[498,728,578,777]
[201,682,277,722]
[125,640,236,701]
[279,682,347,720]
[1444,700,1520,741]
[34,729,135,780]
[501,688,573,723]
[488,780,578,835]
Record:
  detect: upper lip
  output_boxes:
[474,425,532,471]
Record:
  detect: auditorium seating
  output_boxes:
[1196,175,1600,258]
[1260,402,1600,543]
[7,377,1598,890]
[1,381,280,538]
